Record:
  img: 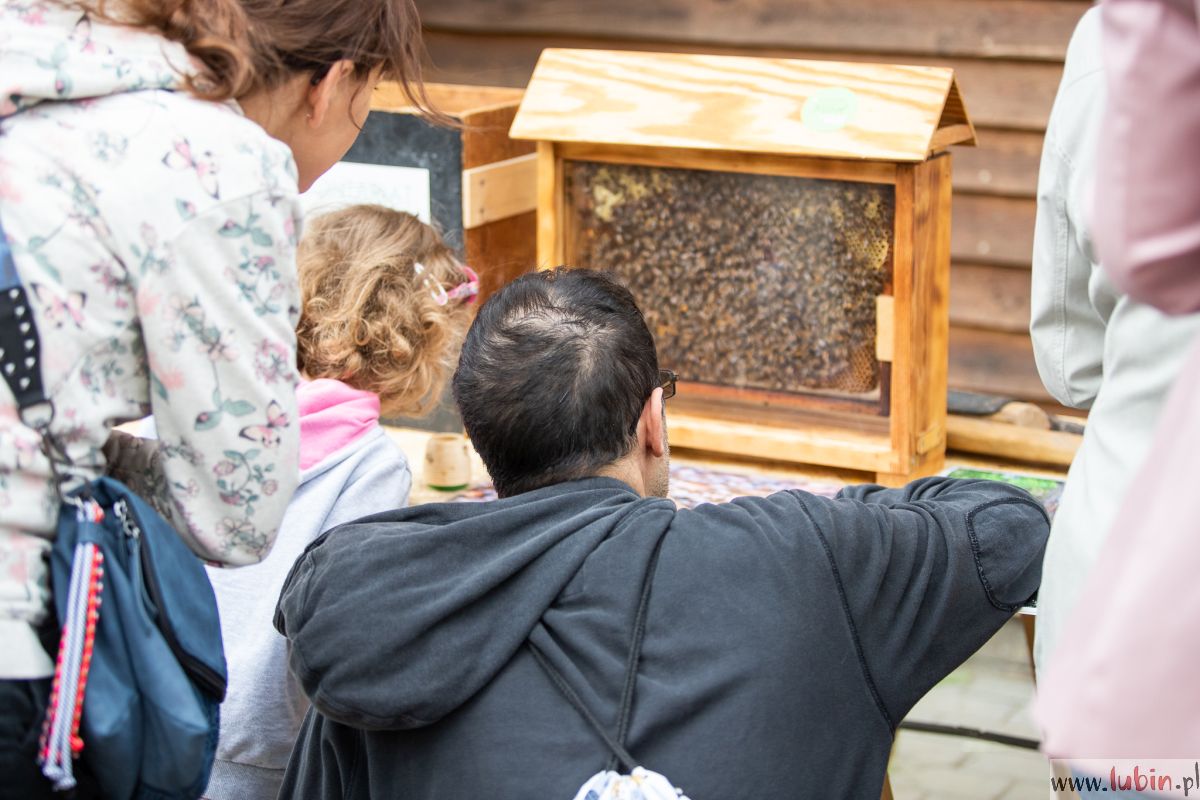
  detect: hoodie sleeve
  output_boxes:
[801,477,1048,726]
[132,191,302,566]
[278,708,365,800]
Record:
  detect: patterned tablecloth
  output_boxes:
[437,462,1063,519]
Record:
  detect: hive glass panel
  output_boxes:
[565,162,894,401]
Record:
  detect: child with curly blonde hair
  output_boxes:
[203,204,477,800]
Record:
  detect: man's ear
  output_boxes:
[641,387,666,459]
[305,60,356,129]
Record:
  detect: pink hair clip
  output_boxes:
[414,262,480,306]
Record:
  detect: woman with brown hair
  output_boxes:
[0,1,436,796]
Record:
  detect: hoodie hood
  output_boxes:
[296,379,381,472]
[1,2,190,120]
[274,477,674,731]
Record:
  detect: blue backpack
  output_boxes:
[1,217,227,799]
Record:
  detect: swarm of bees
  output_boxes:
[566,162,893,397]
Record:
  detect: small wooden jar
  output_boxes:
[424,433,472,491]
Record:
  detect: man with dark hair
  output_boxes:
[453,268,667,498]
[276,268,1049,799]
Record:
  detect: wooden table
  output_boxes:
[385,424,1066,505]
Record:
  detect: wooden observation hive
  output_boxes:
[511,49,975,484]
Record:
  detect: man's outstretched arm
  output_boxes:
[802,477,1049,726]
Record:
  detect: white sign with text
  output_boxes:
[299,161,432,223]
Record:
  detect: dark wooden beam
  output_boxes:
[418,0,1090,61]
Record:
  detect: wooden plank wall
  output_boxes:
[416,0,1090,405]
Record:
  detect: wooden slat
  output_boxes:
[948,327,1047,402]
[906,153,953,475]
[945,61,1060,134]
[947,414,1080,466]
[951,194,1036,268]
[521,111,1039,195]
[875,295,895,363]
[891,163,917,462]
[952,129,1042,197]
[374,82,525,115]
[536,142,563,266]
[557,141,898,184]
[929,123,974,154]
[423,32,1065,131]
[418,0,1089,61]
[669,411,899,473]
[461,153,538,228]
[950,262,1031,333]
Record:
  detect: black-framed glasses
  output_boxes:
[658,369,677,400]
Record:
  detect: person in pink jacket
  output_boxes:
[1037,0,1200,772]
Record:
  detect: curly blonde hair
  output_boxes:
[296,205,472,417]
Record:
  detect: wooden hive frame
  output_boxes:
[512,49,975,485]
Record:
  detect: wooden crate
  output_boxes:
[318,83,537,430]
[511,49,975,484]
[338,82,537,306]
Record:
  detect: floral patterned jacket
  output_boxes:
[0,1,302,678]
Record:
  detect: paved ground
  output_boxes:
[890,618,1050,800]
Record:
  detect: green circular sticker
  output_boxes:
[801,88,859,132]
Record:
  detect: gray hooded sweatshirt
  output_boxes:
[275,475,1048,799]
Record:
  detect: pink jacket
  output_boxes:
[1037,0,1200,759]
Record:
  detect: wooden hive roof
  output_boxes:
[510,49,975,162]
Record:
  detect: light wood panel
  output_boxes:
[668,412,898,474]
[374,81,525,115]
[907,154,953,476]
[536,142,563,267]
[418,0,1090,61]
[423,32,1066,131]
[947,415,1080,466]
[462,153,538,229]
[556,141,898,184]
[876,295,895,363]
[891,163,917,467]
[511,49,972,162]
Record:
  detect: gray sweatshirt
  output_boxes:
[275,475,1048,799]
[203,380,411,800]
